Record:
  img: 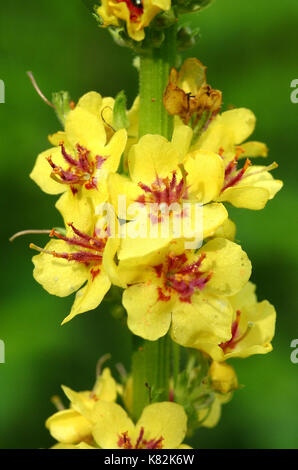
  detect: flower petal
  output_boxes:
[123,282,173,341]
[128,135,179,185]
[136,402,187,449]
[219,108,256,144]
[55,191,94,233]
[241,141,268,158]
[225,300,276,359]
[65,106,106,154]
[32,240,88,297]
[92,402,135,449]
[218,185,271,210]
[171,294,233,348]
[201,238,252,297]
[184,150,225,203]
[46,409,92,445]
[77,91,103,115]
[30,147,66,195]
[103,128,127,173]
[171,124,193,161]
[93,368,118,403]
[62,270,111,324]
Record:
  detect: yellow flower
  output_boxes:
[31,219,112,324]
[105,237,251,342]
[193,282,276,361]
[108,132,228,260]
[91,401,189,449]
[30,91,127,231]
[216,149,283,210]
[97,1,171,42]
[191,107,268,162]
[46,368,118,446]
[190,107,283,210]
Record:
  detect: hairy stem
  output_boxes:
[132,25,178,420]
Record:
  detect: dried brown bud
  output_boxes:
[163,58,222,127]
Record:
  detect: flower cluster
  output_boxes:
[46,366,190,449]
[28,49,281,445]
[92,0,213,49]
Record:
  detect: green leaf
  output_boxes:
[52,91,72,126]
[113,90,130,130]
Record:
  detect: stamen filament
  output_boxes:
[9,229,52,243]
[26,71,55,108]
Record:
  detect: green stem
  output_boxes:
[139,25,177,139]
[132,25,178,421]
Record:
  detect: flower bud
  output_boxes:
[209,361,238,394]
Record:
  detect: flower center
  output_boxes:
[137,168,188,207]
[116,0,144,22]
[220,147,252,193]
[220,310,253,352]
[154,253,212,304]
[118,427,164,450]
[30,223,108,280]
[47,142,106,195]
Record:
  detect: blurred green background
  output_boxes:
[0,0,297,449]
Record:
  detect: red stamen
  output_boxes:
[118,432,133,449]
[220,310,242,352]
[136,170,189,210]
[221,148,252,193]
[47,143,106,193]
[30,224,108,278]
[154,252,211,303]
[118,427,164,450]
